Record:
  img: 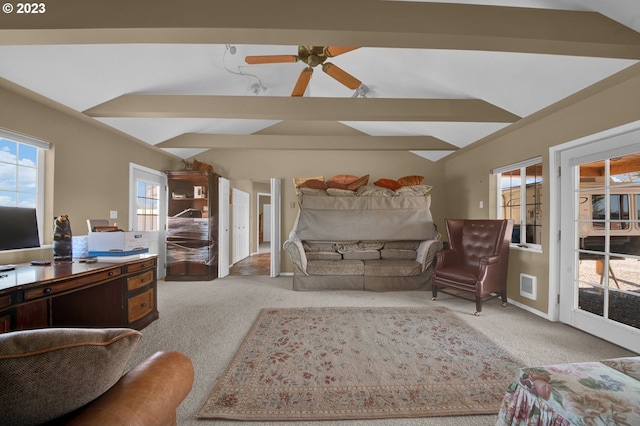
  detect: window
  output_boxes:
[493,157,543,250]
[0,129,49,245]
[136,180,160,231]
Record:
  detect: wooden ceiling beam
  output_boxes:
[156,134,458,151]
[84,95,520,123]
[1,1,639,59]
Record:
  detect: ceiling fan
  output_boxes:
[245,46,361,96]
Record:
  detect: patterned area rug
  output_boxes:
[198,307,523,421]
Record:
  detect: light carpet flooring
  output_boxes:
[127,276,637,426]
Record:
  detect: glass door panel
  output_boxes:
[576,154,640,331]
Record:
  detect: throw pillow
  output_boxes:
[395,185,433,196]
[0,327,141,426]
[346,174,369,191]
[293,176,324,189]
[397,175,425,186]
[356,185,396,197]
[327,174,359,185]
[299,179,327,190]
[326,180,348,189]
[374,178,402,191]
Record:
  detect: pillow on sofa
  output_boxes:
[397,175,425,186]
[299,179,328,190]
[327,174,359,185]
[0,327,141,426]
[395,185,433,196]
[327,188,357,196]
[356,185,395,197]
[374,178,402,191]
[346,174,369,191]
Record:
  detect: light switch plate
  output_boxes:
[110,210,118,219]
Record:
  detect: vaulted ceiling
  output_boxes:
[0,0,639,161]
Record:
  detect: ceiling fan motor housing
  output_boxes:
[298,46,329,67]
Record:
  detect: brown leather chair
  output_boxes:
[432,219,513,315]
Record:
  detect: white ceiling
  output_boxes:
[0,0,639,161]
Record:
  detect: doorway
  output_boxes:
[128,163,167,279]
[227,178,280,276]
[555,123,640,353]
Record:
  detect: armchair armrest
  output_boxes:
[283,238,308,275]
[435,248,459,269]
[417,239,443,272]
[67,351,194,426]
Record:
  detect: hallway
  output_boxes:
[228,252,270,276]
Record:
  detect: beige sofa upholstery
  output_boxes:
[284,190,442,291]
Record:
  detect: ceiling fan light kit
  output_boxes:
[245,45,362,96]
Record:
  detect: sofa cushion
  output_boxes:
[327,188,357,196]
[343,250,381,260]
[308,260,364,275]
[364,259,423,277]
[384,241,421,250]
[356,184,396,197]
[303,241,337,252]
[306,251,343,261]
[0,328,141,426]
[395,185,433,196]
[359,241,385,250]
[381,249,417,260]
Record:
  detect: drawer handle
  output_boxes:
[43,287,52,294]
[141,303,147,308]
[108,271,114,276]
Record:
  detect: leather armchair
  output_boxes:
[432,219,513,315]
[66,351,194,426]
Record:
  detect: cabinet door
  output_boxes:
[16,300,48,330]
[51,279,124,327]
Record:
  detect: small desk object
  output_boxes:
[0,255,158,333]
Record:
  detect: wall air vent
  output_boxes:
[520,273,537,300]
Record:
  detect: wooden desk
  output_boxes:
[0,255,158,333]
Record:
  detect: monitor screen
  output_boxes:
[0,207,41,251]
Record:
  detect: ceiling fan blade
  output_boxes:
[321,63,362,90]
[324,46,359,57]
[291,67,313,97]
[245,55,299,65]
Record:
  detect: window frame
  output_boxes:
[0,128,49,248]
[493,156,543,252]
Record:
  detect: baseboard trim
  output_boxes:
[507,297,554,321]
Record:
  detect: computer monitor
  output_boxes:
[0,206,40,251]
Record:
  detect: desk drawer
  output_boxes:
[127,270,154,291]
[24,268,122,301]
[126,259,156,274]
[128,288,154,324]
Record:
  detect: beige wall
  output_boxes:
[200,149,446,272]
[0,79,179,264]
[441,62,640,314]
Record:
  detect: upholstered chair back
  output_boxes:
[447,219,509,268]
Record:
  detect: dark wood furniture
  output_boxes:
[0,255,158,333]
[165,170,219,281]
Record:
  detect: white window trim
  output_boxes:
[493,156,543,252]
[0,128,50,247]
